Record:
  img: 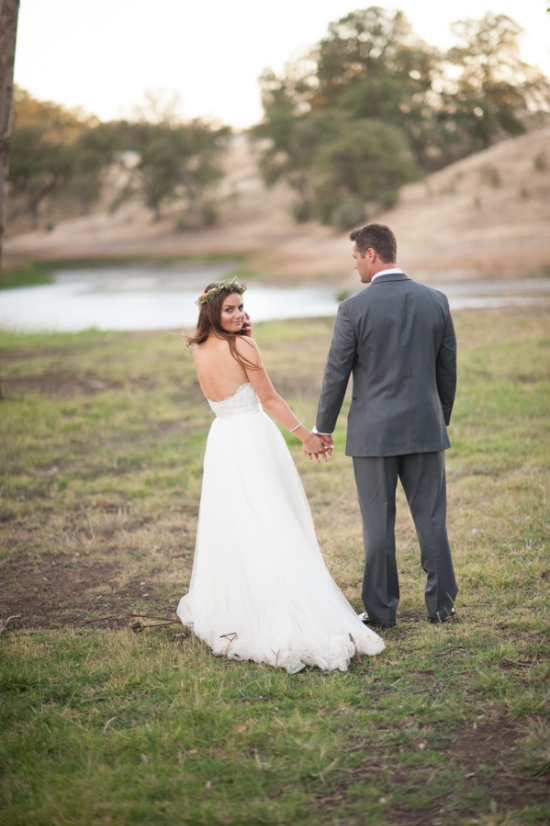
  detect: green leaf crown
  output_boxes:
[196,278,247,307]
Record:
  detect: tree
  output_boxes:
[254,6,437,221]
[255,5,550,214]
[112,119,231,225]
[64,122,125,215]
[118,123,182,221]
[0,0,20,271]
[12,86,91,140]
[254,105,351,220]
[310,7,443,170]
[106,88,231,225]
[8,124,72,229]
[440,13,550,156]
[176,120,231,228]
[8,88,98,228]
[313,8,430,104]
[254,60,317,154]
[313,119,419,226]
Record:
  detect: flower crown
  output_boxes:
[196,278,247,307]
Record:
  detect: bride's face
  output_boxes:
[220,293,245,334]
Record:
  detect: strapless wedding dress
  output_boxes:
[177,383,385,673]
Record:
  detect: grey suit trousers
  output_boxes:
[353,452,458,626]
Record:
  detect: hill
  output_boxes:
[4,127,550,287]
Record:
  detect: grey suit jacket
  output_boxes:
[315,273,457,457]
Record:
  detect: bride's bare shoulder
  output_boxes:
[236,336,261,363]
[235,334,259,349]
[235,335,261,357]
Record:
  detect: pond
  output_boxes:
[1,263,549,333]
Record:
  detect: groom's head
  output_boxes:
[350,224,397,283]
[350,224,397,264]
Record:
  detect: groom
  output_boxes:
[315,223,458,626]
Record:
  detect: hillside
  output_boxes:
[4,127,550,287]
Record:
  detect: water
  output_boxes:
[0,265,548,333]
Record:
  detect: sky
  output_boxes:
[13,0,550,129]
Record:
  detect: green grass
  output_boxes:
[0,262,54,290]
[0,308,549,825]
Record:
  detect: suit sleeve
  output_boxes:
[436,305,457,426]
[315,302,357,434]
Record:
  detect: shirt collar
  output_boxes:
[371,268,403,282]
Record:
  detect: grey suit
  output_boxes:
[316,272,458,625]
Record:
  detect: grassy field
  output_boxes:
[0,307,549,825]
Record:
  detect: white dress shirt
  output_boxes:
[370,267,403,281]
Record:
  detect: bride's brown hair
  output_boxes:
[186,284,257,370]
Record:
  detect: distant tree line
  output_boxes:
[7,88,230,232]
[7,8,550,234]
[253,8,550,228]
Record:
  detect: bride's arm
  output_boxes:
[236,337,330,459]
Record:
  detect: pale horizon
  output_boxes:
[13,0,550,129]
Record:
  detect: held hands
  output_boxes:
[302,432,334,463]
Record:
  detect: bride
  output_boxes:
[177,278,385,673]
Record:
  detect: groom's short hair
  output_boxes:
[350,223,397,263]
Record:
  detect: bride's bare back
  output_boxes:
[194,334,254,402]
[190,287,329,459]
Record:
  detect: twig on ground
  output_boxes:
[342,738,368,753]
[82,612,180,625]
[510,629,549,642]
[221,632,238,656]
[0,615,20,633]
[501,657,536,668]
[103,717,117,734]
[500,773,550,785]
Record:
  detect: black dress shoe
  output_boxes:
[427,608,457,624]
[358,611,395,628]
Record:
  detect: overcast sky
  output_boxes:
[13,0,550,128]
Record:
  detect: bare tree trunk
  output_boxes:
[0,0,19,399]
[0,0,20,274]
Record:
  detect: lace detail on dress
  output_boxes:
[207,382,261,418]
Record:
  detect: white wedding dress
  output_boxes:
[177,383,385,673]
